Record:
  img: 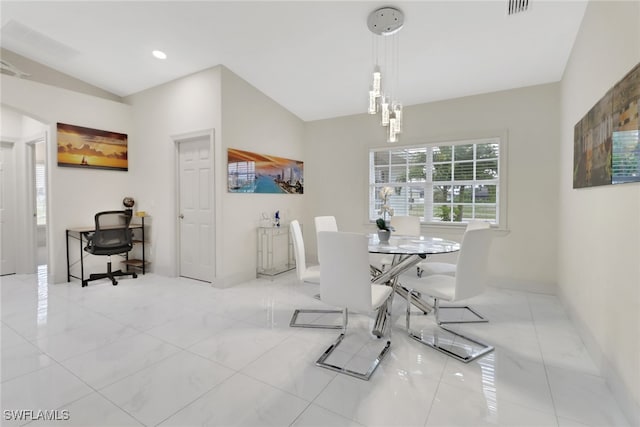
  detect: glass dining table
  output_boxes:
[368,233,461,337]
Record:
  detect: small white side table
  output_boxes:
[257,225,295,277]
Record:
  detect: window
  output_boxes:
[227,160,256,192]
[369,137,502,225]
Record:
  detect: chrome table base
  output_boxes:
[370,253,429,337]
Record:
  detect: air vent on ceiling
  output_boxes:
[0,59,30,78]
[1,19,80,62]
[508,0,530,15]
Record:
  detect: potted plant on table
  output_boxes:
[376,218,392,243]
[376,186,395,243]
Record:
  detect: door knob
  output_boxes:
[179,214,184,219]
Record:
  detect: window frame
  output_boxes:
[368,135,508,229]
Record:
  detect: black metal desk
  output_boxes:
[369,234,460,337]
[66,221,146,283]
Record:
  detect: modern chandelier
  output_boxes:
[367,6,404,143]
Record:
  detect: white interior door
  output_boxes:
[178,137,213,282]
[0,142,16,275]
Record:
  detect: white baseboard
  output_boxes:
[558,288,639,426]
[490,275,557,295]
[211,269,257,289]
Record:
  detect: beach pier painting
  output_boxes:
[227,148,303,194]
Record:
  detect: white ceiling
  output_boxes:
[0,1,587,122]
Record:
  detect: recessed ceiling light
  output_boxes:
[152,50,167,60]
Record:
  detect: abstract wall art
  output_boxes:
[574,63,639,188]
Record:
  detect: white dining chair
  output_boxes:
[405,227,494,363]
[314,215,338,265]
[314,216,338,235]
[315,231,394,380]
[390,215,421,236]
[379,215,421,270]
[417,220,490,277]
[290,220,320,284]
[289,220,342,329]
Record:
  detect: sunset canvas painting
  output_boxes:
[57,123,128,171]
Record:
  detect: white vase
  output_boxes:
[377,229,391,244]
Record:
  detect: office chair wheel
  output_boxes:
[132,272,138,279]
[112,279,118,286]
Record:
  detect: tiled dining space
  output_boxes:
[1,268,629,427]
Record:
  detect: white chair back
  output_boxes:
[454,228,493,301]
[390,215,420,236]
[318,231,372,313]
[290,220,307,281]
[314,216,338,234]
[465,220,491,232]
[314,216,338,264]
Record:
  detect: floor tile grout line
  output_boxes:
[151,370,243,427]
[17,357,146,427]
[64,343,184,392]
[527,292,561,427]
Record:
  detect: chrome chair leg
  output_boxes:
[289,308,343,329]
[434,298,488,325]
[316,307,391,381]
[406,291,493,363]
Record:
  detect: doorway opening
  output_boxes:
[0,141,16,275]
[0,104,50,279]
[28,136,48,269]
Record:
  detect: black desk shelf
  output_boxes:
[122,216,149,273]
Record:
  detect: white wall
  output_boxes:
[125,67,223,280]
[304,83,561,291]
[220,67,306,285]
[0,76,132,283]
[558,1,640,422]
[125,66,305,286]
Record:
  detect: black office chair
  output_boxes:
[82,210,138,287]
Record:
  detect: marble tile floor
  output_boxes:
[0,269,630,427]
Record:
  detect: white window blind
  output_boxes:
[369,137,502,225]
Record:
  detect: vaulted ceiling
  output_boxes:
[1,1,587,121]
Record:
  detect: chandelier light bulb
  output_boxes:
[392,103,403,133]
[372,68,382,98]
[388,118,399,143]
[381,97,390,126]
[368,90,378,114]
